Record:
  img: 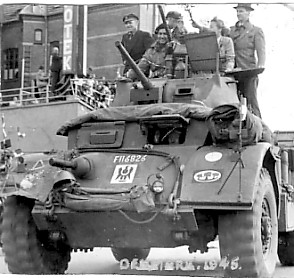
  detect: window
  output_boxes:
[3,48,19,80]
[34,29,43,44]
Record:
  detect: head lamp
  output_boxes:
[151,180,164,193]
[149,173,164,194]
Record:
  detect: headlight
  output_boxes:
[149,173,164,194]
[151,180,164,193]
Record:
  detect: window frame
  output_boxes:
[3,48,19,81]
[34,29,43,44]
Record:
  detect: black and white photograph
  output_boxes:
[0,2,294,277]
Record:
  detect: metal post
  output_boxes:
[46,85,49,103]
[77,5,88,77]
[44,5,48,74]
[20,57,25,105]
[0,6,3,92]
[184,55,189,78]
[83,5,88,76]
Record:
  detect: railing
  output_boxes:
[0,78,115,110]
[70,78,114,108]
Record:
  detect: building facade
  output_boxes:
[0,4,160,91]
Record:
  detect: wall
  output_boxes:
[21,12,63,80]
[1,21,22,90]
[139,4,158,33]
[1,100,92,152]
[87,4,139,79]
[0,4,158,87]
[87,4,156,79]
[47,13,64,72]
[22,16,46,73]
[47,13,64,52]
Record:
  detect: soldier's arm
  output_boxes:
[121,36,127,64]
[191,20,210,33]
[255,28,266,68]
[127,50,151,80]
[183,26,188,34]
[224,37,235,71]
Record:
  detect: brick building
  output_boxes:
[0,4,160,91]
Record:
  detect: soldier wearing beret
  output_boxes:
[230,3,266,118]
[166,11,188,43]
[127,24,173,80]
[121,13,154,74]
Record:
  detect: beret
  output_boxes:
[154,23,166,34]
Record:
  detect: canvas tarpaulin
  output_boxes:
[57,102,213,136]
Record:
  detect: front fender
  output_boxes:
[180,143,274,210]
[0,153,57,202]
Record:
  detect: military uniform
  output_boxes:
[165,11,187,44]
[218,36,235,72]
[121,30,154,74]
[230,21,265,69]
[50,54,62,94]
[230,20,265,118]
[127,41,169,80]
[171,26,188,44]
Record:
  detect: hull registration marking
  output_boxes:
[110,164,138,184]
[194,170,221,183]
[113,155,147,163]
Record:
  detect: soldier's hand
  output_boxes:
[167,41,178,49]
[124,70,134,81]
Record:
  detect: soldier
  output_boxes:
[166,11,187,43]
[36,66,49,91]
[230,3,265,118]
[121,13,154,74]
[50,47,62,95]
[127,24,173,80]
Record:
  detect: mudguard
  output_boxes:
[180,142,276,210]
[0,153,58,202]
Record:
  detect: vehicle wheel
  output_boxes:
[218,168,278,278]
[111,247,150,262]
[1,196,71,274]
[278,232,294,266]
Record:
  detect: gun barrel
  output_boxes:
[49,158,76,169]
[115,41,153,90]
[157,5,172,42]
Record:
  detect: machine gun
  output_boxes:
[115,41,153,91]
[157,5,172,42]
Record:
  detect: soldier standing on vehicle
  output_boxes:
[230,3,265,118]
[166,11,187,43]
[121,13,154,75]
[127,24,173,80]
